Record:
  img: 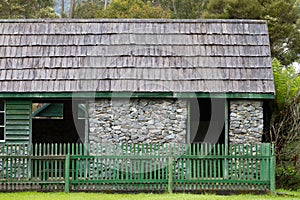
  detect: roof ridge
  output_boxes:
[0,18,267,24]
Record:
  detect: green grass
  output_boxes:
[0,191,299,200]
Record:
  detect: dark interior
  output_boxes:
[32,100,86,144]
[190,98,226,144]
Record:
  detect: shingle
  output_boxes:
[0,19,274,94]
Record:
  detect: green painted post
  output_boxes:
[270,144,276,195]
[64,154,70,193]
[168,156,173,194]
[260,143,267,181]
[187,100,191,143]
[224,99,229,179]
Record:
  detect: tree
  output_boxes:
[74,0,104,19]
[143,0,209,19]
[203,0,300,66]
[150,0,208,19]
[95,0,171,19]
[267,59,300,189]
[0,0,58,19]
[262,0,300,66]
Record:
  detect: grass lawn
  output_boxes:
[0,190,299,200]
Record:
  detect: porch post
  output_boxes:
[64,154,70,193]
[270,144,276,195]
[84,101,89,145]
[186,100,191,144]
[224,99,229,179]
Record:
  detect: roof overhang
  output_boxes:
[0,92,275,99]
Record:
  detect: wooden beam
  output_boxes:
[186,100,191,144]
[224,99,229,179]
[0,92,275,99]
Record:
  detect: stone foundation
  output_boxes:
[229,100,264,144]
[88,99,187,145]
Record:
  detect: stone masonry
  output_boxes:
[229,100,264,144]
[88,99,187,145]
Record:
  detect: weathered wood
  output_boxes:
[0,19,274,94]
[0,143,274,192]
[5,100,31,144]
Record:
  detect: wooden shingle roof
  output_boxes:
[0,19,274,94]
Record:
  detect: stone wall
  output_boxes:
[229,100,264,144]
[88,99,187,145]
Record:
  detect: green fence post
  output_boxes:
[260,143,267,181]
[64,154,70,193]
[168,156,173,194]
[270,144,276,195]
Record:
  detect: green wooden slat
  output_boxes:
[95,144,99,181]
[5,100,31,104]
[4,141,29,145]
[213,144,216,179]
[5,133,29,138]
[76,143,79,181]
[71,143,75,181]
[174,179,269,184]
[54,143,58,180]
[270,144,276,195]
[71,179,168,184]
[0,92,275,99]
[217,144,221,180]
[6,115,30,120]
[65,155,272,160]
[6,105,30,110]
[237,144,241,178]
[0,180,65,184]
[5,126,29,130]
[5,130,29,135]
[6,110,30,115]
[167,156,173,193]
[5,100,31,144]
[38,143,42,181]
[193,144,196,179]
[0,143,274,192]
[65,154,70,193]
[5,120,29,125]
[205,143,208,180]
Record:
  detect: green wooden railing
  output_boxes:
[0,143,275,193]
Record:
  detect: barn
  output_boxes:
[0,19,275,193]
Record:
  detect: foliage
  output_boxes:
[146,0,209,19]
[73,0,104,18]
[0,0,59,19]
[203,0,262,19]
[203,0,300,66]
[272,59,300,108]
[276,143,300,190]
[268,59,300,190]
[96,0,171,19]
[263,0,300,66]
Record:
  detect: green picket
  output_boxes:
[0,143,275,193]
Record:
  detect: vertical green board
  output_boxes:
[5,100,31,144]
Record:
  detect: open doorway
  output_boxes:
[190,98,226,145]
[189,98,226,179]
[32,100,86,144]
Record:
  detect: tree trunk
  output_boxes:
[172,0,178,19]
[69,0,75,18]
[104,0,108,10]
[61,0,65,17]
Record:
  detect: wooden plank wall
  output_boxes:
[5,100,31,144]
